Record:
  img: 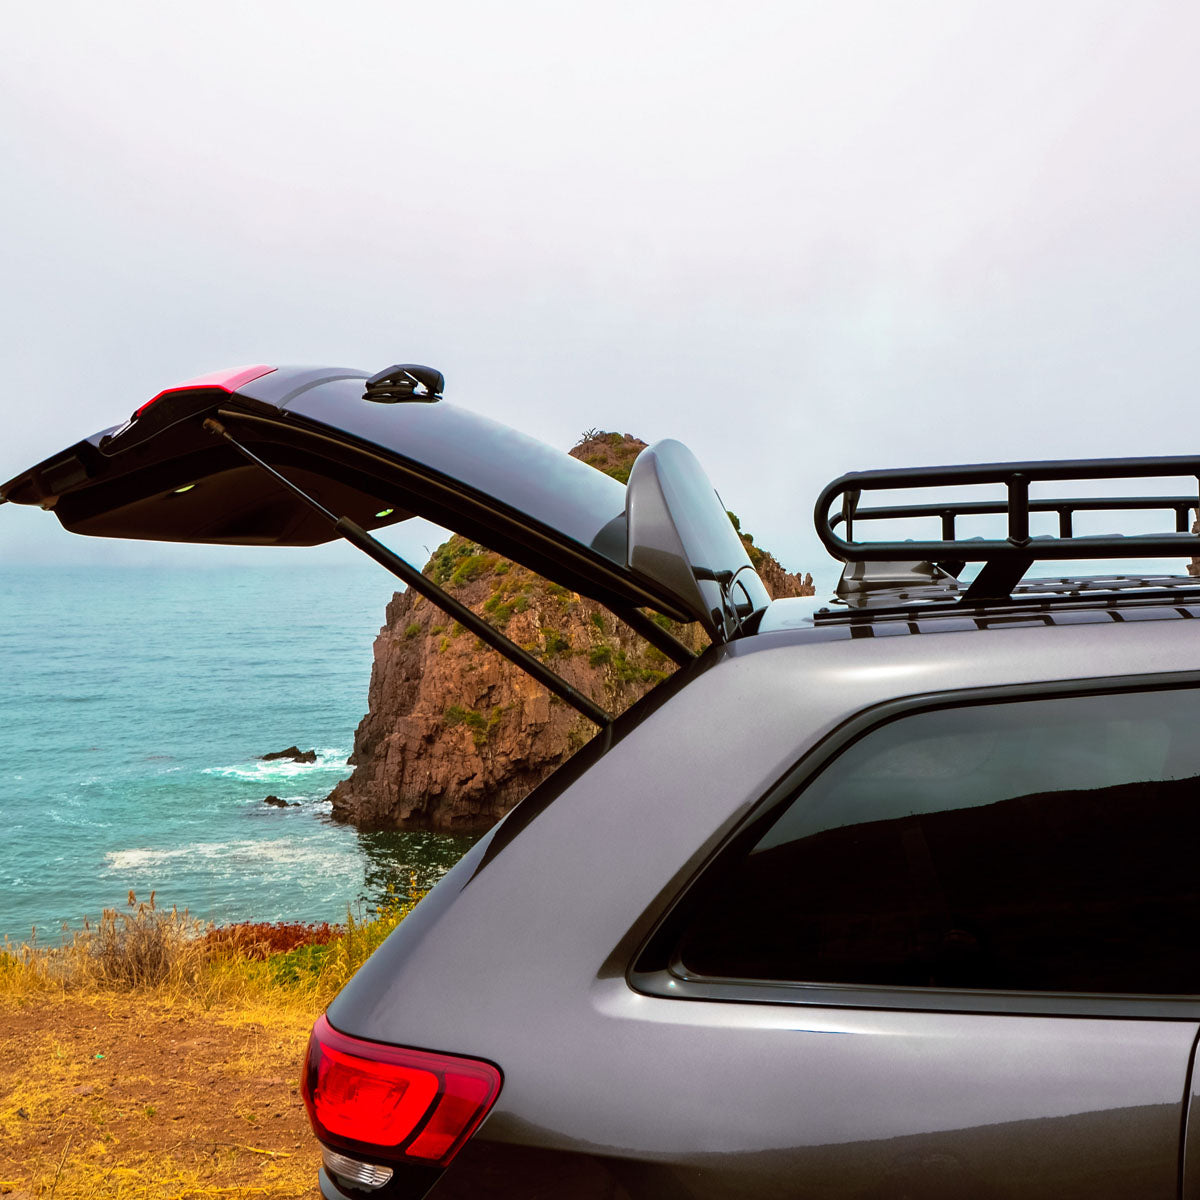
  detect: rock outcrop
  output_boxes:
[261,746,317,763]
[328,433,813,830]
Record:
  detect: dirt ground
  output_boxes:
[0,992,321,1198]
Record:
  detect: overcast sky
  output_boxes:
[3,1,1199,591]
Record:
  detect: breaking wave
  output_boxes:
[201,747,351,782]
[104,839,358,876]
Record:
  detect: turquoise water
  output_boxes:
[0,564,475,943]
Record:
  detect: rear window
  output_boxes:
[677,687,1200,995]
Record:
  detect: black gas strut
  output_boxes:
[203,418,613,729]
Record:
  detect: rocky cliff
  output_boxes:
[327,434,814,830]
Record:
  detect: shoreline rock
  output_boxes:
[261,746,317,764]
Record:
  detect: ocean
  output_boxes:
[0,563,476,944]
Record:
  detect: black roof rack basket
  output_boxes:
[814,456,1200,602]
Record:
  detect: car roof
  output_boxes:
[759,589,1200,644]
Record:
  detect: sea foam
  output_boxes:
[104,838,359,876]
[201,747,351,781]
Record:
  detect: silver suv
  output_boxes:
[7,363,1200,1200]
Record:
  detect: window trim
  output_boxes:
[629,668,1200,1019]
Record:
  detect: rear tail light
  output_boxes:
[133,364,276,418]
[302,1014,502,1168]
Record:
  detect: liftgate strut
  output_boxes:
[203,418,614,729]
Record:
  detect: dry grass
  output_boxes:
[0,887,423,1198]
[0,886,420,1009]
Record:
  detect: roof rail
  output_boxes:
[814,456,1200,602]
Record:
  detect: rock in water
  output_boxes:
[261,746,317,763]
[327,432,814,831]
[263,795,298,808]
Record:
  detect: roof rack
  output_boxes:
[814,456,1200,603]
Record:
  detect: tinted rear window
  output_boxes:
[678,687,1200,995]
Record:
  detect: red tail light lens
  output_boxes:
[134,365,276,418]
[302,1015,502,1168]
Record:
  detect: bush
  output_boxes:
[543,630,570,656]
[267,940,333,986]
[204,919,341,961]
[0,892,209,993]
[444,704,487,733]
[483,594,515,625]
[444,704,502,748]
[449,554,496,588]
[314,885,422,996]
[79,892,210,989]
[428,537,476,584]
[608,648,668,687]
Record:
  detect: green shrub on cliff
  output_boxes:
[542,629,570,657]
[444,703,485,731]
[450,553,497,588]
[428,537,473,584]
[443,703,504,748]
[483,593,516,626]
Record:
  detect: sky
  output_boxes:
[3,1,1200,593]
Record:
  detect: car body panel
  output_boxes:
[427,1009,1191,1200]
[1181,1064,1200,1200]
[328,618,1200,1197]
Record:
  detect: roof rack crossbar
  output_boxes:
[816,457,1200,569]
